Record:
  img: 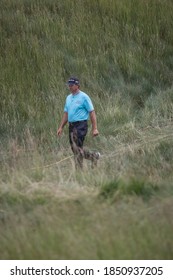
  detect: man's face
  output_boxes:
[68,83,79,93]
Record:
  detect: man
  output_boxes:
[57,77,100,169]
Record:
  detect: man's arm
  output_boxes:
[90,110,99,137]
[57,112,68,136]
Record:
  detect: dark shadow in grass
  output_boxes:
[99,178,159,202]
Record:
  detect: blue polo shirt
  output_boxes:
[64,90,94,122]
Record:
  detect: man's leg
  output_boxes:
[70,128,84,169]
[83,149,100,168]
[69,121,100,169]
[69,125,85,169]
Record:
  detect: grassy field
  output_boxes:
[0,0,173,259]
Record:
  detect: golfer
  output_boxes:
[57,77,100,169]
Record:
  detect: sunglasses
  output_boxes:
[68,83,76,87]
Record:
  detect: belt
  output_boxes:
[69,120,87,125]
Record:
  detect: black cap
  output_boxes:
[67,77,80,85]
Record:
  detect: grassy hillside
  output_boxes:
[0,0,173,259]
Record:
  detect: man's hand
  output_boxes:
[57,112,68,137]
[90,111,99,137]
[92,128,99,137]
[57,127,63,136]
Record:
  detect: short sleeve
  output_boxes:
[84,95,94,112]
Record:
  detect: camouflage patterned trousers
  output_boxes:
[69,121,98,169]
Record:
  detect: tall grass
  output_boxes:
[1,0,173,141]
[1,0,173,259]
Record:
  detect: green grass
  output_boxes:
[1,0,173,259]
[0,182,173,260]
